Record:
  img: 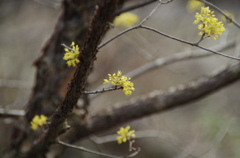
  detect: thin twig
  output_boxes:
[98,0,172,49]
[0,108,25,118]
[199,0,240,29]
[57,139,122,158]
[140,25,240,60]
[61,43,73,51]
[139,0,162,25]
[123,39,236,79]
[98,27,138,49]
[140,0,173,25]
[114,0,158,16]
[99,24,240,60]
[83,86,122,94]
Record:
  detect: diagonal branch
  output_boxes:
[0,108,25,118]
[114,0,158,16]
[72,61,240,139]
[22,0,122,157]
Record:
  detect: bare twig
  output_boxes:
[98,0,171,49]
[140,25,240,60]
[98,27,137,49]
[57,139,122,158]
[139,0,162,25]
[102,24,239,60]
[83,86,122,94]
[99,25,240,61]
[0,108,25,118]
[198,0,240,29]
[61,43,73,51]
[115,0,158,16]
[123,40,236,78]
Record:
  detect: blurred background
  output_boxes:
[0,0,240,157]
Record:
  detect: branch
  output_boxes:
[78,39,235,105]
[83,86,122,94]
[199,0,240,29]
[22,0,122,157]
[0,108,25,118]
[124,40,235,78]
[99,25,240,61]
[115,0,158,16]
[140,25,240,60]
[73,61,240,139]
[57,139,122,158]
[90,130,178,144]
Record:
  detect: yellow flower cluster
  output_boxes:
[187,0,205,12]
[117,126,136,144]
[63,42,80,67]
[30,115,48,130]
[113,12,139,28]
[194,7,225,40]
[103,71,135,95]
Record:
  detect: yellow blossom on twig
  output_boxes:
[187,0,205,12]
[30,115,48,130]
[103,71,135,95]
[117,126,135,144]
[194,7,225,40]
[113,12,139,28]
[63,42,80,67]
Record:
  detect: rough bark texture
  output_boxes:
[26,0,97,121]
[3,1,97,158]
[69,62,240,139]
[22,0,121,157]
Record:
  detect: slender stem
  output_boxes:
[98,0,173,49]
[139,0,162,25]
[57,139,122,158]
[0,108,25,118]
[140,25,240,60]
[114,0,158,16]
[61,43,73,51]
[98,27,138,49]
[195,33,205,45]
[142,0,174,24]
[83,86,122,94]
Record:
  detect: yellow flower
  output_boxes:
[63,42,80,67]
[194,7,225,40]
[30,115,48,130]
[103,71,135,95]
[113,12,139,28]
[187,0,205,12]
[117,126,135,144]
